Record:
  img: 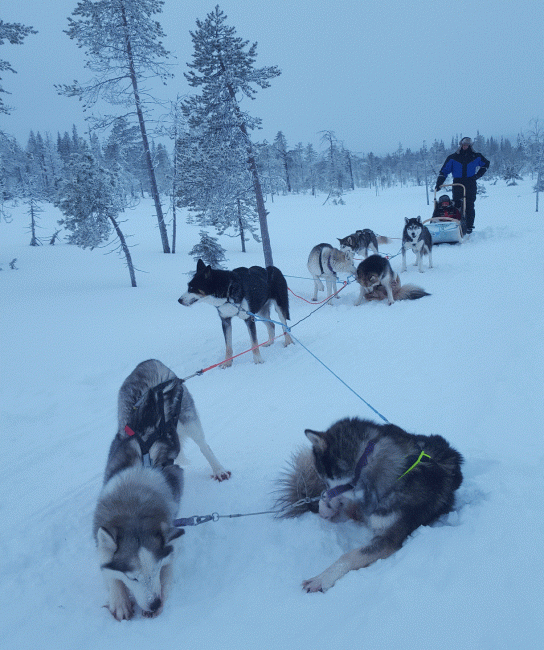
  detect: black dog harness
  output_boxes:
[124,378,184,466]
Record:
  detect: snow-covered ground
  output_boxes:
[1,180,542,649]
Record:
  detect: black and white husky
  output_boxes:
[355,255,430,305]
[275,417,463,593]
[338,229,390,258]
[179,259,294,367]
[307,243,356,302]
[401,217,433,273]
[94,359,230,620]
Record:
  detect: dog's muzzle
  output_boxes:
[178,294,197,306]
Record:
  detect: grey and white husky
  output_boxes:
[275,417,463,593]
[355,255,430,305]
[401,217,433,273]
[307,243,356,302]
[338,229,390,258]
[93,359,230,620]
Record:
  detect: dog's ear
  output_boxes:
[405,218,409,224]
[305,429,328,452]
[417,216,422,223]
[196,258,206,273]
[97,527,118,554]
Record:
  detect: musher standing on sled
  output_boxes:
[435,136,490,234]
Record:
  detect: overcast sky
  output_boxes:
[2,0,543,155]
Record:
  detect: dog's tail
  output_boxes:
[395,284,430,301]
[273,447,325,518]
[267,265,290,320]
[377,235,391,245]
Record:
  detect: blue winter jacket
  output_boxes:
[438,149,490,181]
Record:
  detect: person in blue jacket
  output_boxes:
[435,137,490,234]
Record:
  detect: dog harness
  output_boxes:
[322,441,375,501]
[322,443,431,501]
[124,378,184,466]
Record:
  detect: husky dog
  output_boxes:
[402,217,433,273]
[307,243,356,302]
[275,417,463,593]
[94,359,230,620]
[338,229,390,258]
[179,260,294,367]
[355,255,430,305]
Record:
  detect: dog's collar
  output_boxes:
[322,440,375,501]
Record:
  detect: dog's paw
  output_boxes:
[107,599,133,621]
[302,575,331,593]
[212,469,231,482]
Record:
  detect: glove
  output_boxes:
[435,175,446,190]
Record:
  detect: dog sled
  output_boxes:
[423,183,467,244]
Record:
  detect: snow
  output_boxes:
[1,180,543,650]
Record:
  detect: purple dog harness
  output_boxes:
[322,440,375,501]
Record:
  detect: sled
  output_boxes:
[423,183,467,245]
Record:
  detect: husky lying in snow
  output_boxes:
[93,359,230,620]
[354,255,430,305]
[179,259,294,367]
[307,243,356,302]
[275,417,463,593]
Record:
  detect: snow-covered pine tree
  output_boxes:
[523,118,544,212]
[27,196,44,246]
[55,149,137,286]
[176,121,260,252]
[184,5,281,267]
[103,117,145,199]
[58,0,173,253]
[320,130,345,202]
[273,132,292,193]
[0,20,37,115]
[304,143,319,197]
[189,231,227,269]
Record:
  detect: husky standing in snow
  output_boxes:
[179,259,294,367]
[401,217,433,273]
[307,243,357,302]
[338,229,390,258]
[354,255,430,305]
[93,359,230,620]
[275,417,463,593]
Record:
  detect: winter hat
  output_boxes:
[459,137,473,146]
[438,195,451,203]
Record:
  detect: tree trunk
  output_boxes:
[223,76,273,267]
[109,213,137,287]
[237,199,246,252]
[247,144,273,267]
[171,127,179,254]
[120,4,170,253]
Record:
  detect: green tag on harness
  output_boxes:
[398,450,431,480]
